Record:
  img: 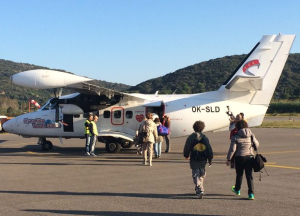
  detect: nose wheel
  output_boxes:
[38,138,53,151]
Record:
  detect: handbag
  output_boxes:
[251,135,269,180]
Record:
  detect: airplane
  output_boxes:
[3,34,296,153]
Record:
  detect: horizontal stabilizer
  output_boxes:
[225,75,263,91]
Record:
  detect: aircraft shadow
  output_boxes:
[23,209,223,216]
[0,190,233,201]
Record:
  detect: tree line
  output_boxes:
[1,53,300,116]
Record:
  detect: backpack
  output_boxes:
[191,135,208,161]
[137,121,150,144]
[157,124,169,136]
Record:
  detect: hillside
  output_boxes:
[1,53,300,115]
[128,53,300,100]
[0,59,131,112]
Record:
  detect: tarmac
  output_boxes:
[0,128,299,216]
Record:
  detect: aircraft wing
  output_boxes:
[225,75,263,91]
[10,69,146,100]
[67,82,122,97]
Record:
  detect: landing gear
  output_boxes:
[121,141,133,148]
[38,137,53,151]
[105,139,121,153]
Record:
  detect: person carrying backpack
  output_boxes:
[154,118,164,158]
[226,120,259,200]
[138,112,158,166]
[183,121,213,199]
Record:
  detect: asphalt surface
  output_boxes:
[0,128,299,216]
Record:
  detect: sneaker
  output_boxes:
[149,162,152,166]
[90,153,97,156]
[142,161,148,166]
[248,193,254,200]
[231,186,240,196]
[158,155,161,158]
[196,192,204,199]
[85,152,90,156]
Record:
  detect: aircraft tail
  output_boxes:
[220,34,296,105]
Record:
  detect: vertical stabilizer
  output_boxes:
[222,34,296,105]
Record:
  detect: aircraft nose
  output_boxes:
[3,118,16,133]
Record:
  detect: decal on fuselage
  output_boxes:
[23,118,61,128]
[192,106,220,113]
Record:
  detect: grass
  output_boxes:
[258,120,300,128]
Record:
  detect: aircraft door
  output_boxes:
[111,107,124,125]
[63,114,74,132]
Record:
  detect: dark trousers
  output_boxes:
[164,134,170,152]
[234,156,254,195]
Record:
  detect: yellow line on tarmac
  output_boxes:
[265,164,300,170]
[1,142,36,147]
[262,150,300,155]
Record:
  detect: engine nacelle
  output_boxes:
[11,69,92,89]
[59,104,84,115]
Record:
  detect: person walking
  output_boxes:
[139,112,157,166]
[154,118,163,158]
[183,121,213,199]
[89,115,99,156]
[162,115,171,152]
[226,119,259,200]
[84,113,93,156]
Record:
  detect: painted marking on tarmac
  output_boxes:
[1,142,37,147]
[261,150,300,155]
[266,164,300,170]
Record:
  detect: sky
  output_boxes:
[1,0,300,86]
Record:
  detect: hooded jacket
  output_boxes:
[227,128,259,160]
[183,132,213,170]
[139,119,158,143]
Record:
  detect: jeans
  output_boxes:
[154,142,162,156]
[234,156,254,194]
[192,168,206,193]
[89,135,97,154]
[85,134,90,153]
[164,134,170,152]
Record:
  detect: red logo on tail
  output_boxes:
[243,59,260,76]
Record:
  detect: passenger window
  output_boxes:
[74,114,80,118]
[126,111,133,119]
[114,110,121,119]
[103,111,110,118]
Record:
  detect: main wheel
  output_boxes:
[42,141,53,151]
[105,141,121,153]
[121,141,133,148]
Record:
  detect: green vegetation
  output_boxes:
[258,121,300,129]
[127,53,300,99]
[267,100,300,114]
[0,59,131,116]
[1,53,300,116]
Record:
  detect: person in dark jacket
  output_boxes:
[84,113,93,156]
[226,120,259,200]
[163,115,171,152]
[183,121,213,199]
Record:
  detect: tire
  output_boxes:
[42,141,53,151]
[105,141,121,153]
[121,141,133,148]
